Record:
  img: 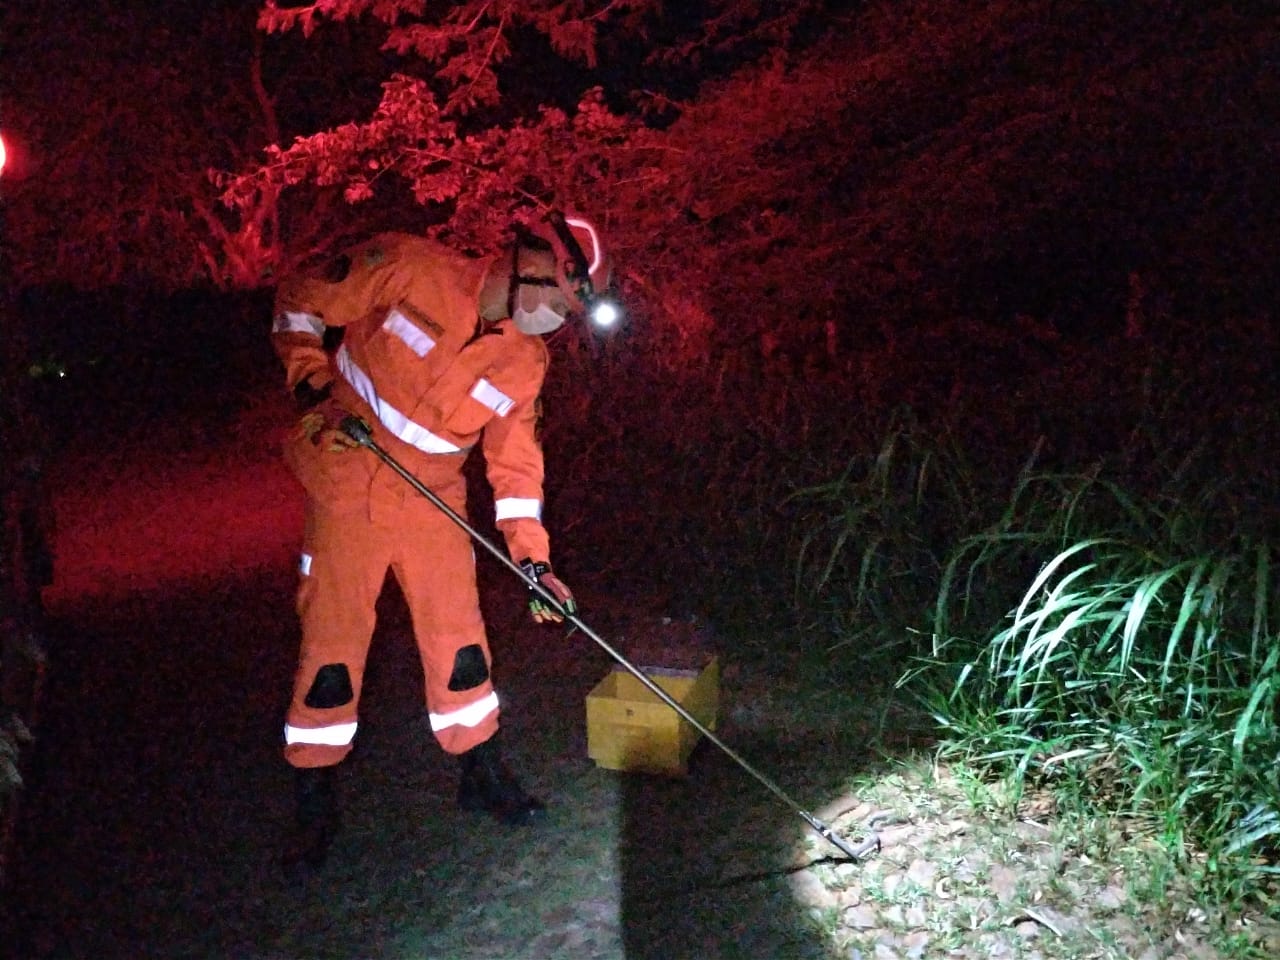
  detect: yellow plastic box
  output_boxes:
[586,656,720,776]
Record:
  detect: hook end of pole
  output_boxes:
[805,812,881,861]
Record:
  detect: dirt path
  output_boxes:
[4,403,878,959]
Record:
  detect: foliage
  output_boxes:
[783,409,989,647]
[227,0,1279,368]
[889,439,1280,908]
[8,0,1276,363]
[226,0,836,298]
[2,4,394,290]
[538,328,826,626]
[5,7,249,287]
[257,0,655,113]
[771,295,1280,910]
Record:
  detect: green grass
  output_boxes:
[783,408,992,656]
[887,464,1278,922]
[781,406,1279,943]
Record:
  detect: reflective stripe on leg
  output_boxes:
[284,721,358,746]
[428,691,499,732]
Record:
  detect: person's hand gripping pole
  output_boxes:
[517,559,577,624]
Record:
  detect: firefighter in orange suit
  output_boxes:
[272,217,604,869]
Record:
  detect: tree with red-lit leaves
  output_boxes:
[223,1,833,306]
[5,0,1271,354]
[229,0,1277,378]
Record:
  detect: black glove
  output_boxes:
[293,377,333,412]
[518,559,578,624]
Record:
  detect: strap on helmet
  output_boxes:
[546,210,595,300]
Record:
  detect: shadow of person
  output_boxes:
[618,725,862,959]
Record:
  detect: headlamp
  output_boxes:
[588,294,622,328]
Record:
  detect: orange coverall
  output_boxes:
[272,234,552,768]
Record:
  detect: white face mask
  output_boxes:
[512,302,567,335]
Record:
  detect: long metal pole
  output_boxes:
[340,416,875,860]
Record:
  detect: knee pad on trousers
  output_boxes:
[448,644,490,691]
[305,664,354,708]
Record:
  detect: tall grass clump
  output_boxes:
[783,407,1016,658]
[903,462,1280,906]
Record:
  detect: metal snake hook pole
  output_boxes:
[339,416,873,860]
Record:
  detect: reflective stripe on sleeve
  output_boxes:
[428,691,500,732]
[284,721,358,746]
[469,378,515,417]
[337,347,463,454]
[383,308,437,358]
[299,553,313,576]
[495,498,542,522]
[273,311,325,337]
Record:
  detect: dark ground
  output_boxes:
[0,309,887,959]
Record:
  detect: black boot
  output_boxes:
[282,765,340,872]
[457,736,546,826]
